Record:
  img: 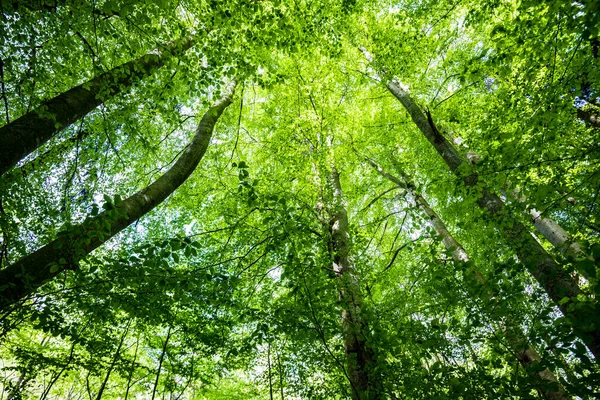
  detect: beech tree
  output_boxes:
[1,1,599,399]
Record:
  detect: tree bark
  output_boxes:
[0,83,235,309]
[368,157,570,400]
[384,79,600,359]
[0,37,192,176]
[527,207,587,260]
[328,166,381,400]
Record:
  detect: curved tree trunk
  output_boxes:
[0,37,192,176]
[0,83,235,309]
[383,79,600,359]
[367,157,570,400]
[328,166,381,400]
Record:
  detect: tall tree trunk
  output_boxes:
[382,78,600,358]
[40,340,77,400]
[361,49,587,265]
[95,319,131,400]
[328,166,381,400]
[367,157,570,400]
[0,37,192,176]
[123,333,140,400]
[526,207,587,261]
[268,342,274,400]
[0,83,235,309]
[151,325,172,400]
[277,349,284,400]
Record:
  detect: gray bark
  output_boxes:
[384,79,600,359]
[362,47,587,265]
[368,157,570,400]
[527,207,587,261]
[0,37,192,176]
[0,83,234,309]
[328,166,381,400]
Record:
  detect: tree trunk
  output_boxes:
[527,207,587,260]
[40,341,77,400]
[0,37,193,176]
[277,349,284,400]
[328,166,381,400]
[124,333,140,400]
[95,319,131,400]
[0,83,235,309]
[384,79,600,359]
[368,157,570,400]
[151,325,172,400]
[268,342,274,400]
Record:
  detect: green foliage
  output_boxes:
[1,0,600,398]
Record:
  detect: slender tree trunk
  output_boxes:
[328,166,381,400]
[268,342,274,400]
[277,349,284,400]
[123,334,140,400]
[381,78,600,358]
[151,325,172,400]
[0,37,193,176]
[7,370,27,400]
[527,207,587,260]
[368,157,570,400]
[0,83,235,309]
[40,341,77,400]
[95,319,131,400]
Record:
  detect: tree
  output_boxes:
[326,164,380,399]
[0,82,235,308]
[0,37,192,176]
[369,67,599,358]
[1,0,599,398]
[367,155,568,400]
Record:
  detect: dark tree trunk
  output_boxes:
[0,83,234,309]
[0,37,192,176]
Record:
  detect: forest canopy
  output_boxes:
[0,0,599,399]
